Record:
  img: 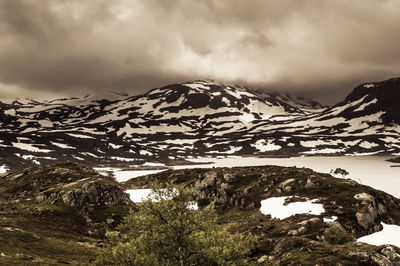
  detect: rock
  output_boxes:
[283,186,292,192]
[279,178,295,189]
[304,178,316,188]
[288,226,307,236]
[245,201,256,210]
[354,193,374,202]
[0,252,5,257]
[193,171,234,207]
[202,171,218,187]
[61,180,130,208]
[331,221,347,232]
[356,207,377,230]
[257,255,274,264]
[106,218,114,224]
[380,246,400,261]
[298,217,321,226]
[377,203,386,215]
[353,193,389,232]
[35,194,45,203]
[371,247,400,266]
[223,173,236,182]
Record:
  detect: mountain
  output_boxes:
[0,78,399,169]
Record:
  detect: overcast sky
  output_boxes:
[0,0,399,104]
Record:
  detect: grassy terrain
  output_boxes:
[0,163,400,264]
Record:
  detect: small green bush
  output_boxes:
[94,184,258,265]
[324,226,355,245]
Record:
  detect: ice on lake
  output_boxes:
[95,156,400,197]
[93,167,167,182]
[172,156,400,198]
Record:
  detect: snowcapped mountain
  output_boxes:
[0,78,399,169]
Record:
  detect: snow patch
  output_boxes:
[50,142,75,149]
[323,216,338,223]
[359,141,379,149]
[126,189,154,202]
[252,139,281,152]
[66,133,95,139]
[110,156,137,162]
[0,165,8,174]
[357,222,400,248]
[260,196,325,219]
[363,84,375,88]
[12,142,53,153]
[109,143,123,149]
[143,162,165,167]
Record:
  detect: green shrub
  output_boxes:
[324,226,355,245]
[94,184,258,265]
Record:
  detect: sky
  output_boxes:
[0,0,399,105]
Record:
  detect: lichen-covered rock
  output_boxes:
[354,193,374,202]
[193,171,234,207]
[371,246,400,266]
[288,226,307,236]
[61,180,130,208]
[354,192,388,233]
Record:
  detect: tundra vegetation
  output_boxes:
[94,184,258,265]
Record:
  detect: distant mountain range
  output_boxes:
[1,78,399,169]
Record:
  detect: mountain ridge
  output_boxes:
[0,78,399,170]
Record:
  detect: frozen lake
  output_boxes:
[172,156,400,198]
[109,156,400,197]
[105,155,400,248]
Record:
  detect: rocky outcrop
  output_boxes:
[193,171,234,207]
[60,180,131,208]
[354,193,388,233]
[125,165,400,238]
[0,163,133,212]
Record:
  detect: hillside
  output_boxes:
[1,163,399,264]
[0,163,134,265]
[0,78,400,170]
[123,165,400,265]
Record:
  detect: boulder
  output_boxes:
[61,180,130,208]
[193,171,234,207]
[288,226,307,236]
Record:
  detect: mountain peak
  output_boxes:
[345,77,400,102]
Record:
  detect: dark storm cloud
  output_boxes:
[0,0,400,104]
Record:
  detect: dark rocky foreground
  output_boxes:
[0,162,400,265]
[0,163,135,265]
[124,165,400,265]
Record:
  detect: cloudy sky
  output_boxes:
[0,0,399,104]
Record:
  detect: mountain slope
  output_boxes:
[0,78,399,169]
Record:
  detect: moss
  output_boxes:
[0,201,99,265]
[88,203,133,225]
[324,226,356,245]
[388,208,400,221]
